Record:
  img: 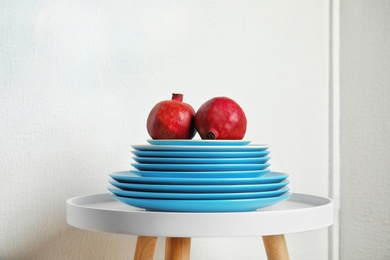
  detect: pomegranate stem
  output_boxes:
[171,93,183,102]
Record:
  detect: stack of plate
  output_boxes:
[108,140,291,212]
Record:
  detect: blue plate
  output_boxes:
[109,180,289,193]
[108,186,290,200]
[131,163,270,172]
[110,171,288,184]
[112,193,291,212]
[147,139,251,146]
[132,156,270,164]
[129,169,270,178]
[131,144,268,152]
[132,150,270,158]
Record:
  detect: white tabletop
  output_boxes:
[66,193,333,237]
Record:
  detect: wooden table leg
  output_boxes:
[165,237,191,260]
[134,236,157,260]
[262,234,290,260]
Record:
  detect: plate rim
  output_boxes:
[112,193,292,212]
[129,168,271,178]
[132,156,271,164]
[131,150,271,158]
[108,179,290,193]
[131,163,271,171]
[131,144,269,151]
[108,186,290,199]
[109,171,288,184]
[147,139,251,146]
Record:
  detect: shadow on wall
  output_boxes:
[3,224,138,260]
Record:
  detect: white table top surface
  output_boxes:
[66,193,334,237]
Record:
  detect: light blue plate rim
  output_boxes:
[109,171,288,184]
[131,144,269,152]
[147,139,251,146]
[108,180,289,193]
[108,186,290,200]
[129,169,270,178]
[132,150,270,158]
[112,193,291,212]
[132,156,270,164]
[131,163,270,172]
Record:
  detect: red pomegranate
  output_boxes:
[147,93,196,139]
[195,96,247,140]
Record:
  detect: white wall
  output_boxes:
[0,1,332,259]
[340,1,390,259]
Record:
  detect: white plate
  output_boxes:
[147,139,251,146]
[132,156,270,164]
[131,163,270,171]
[110,171,288,184]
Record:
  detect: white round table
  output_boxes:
[66,193,333,260]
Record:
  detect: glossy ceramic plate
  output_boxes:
[108,186,290,200]
[131,144,268,152]
[109,180,289,193]
[147,139,251,146]
[132,156,270,164]
[131,163,270,172]
[129,169,270,178]
[112,193,291,212]
[132,150,270,158]
[110,171,288,184]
